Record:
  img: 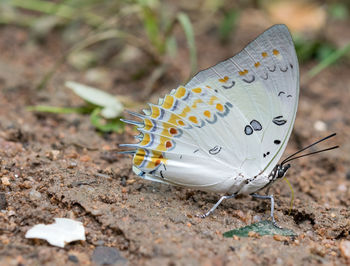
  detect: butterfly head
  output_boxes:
[276,163,290,179]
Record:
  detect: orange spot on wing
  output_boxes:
[239,69,248,76]
[216,103,224,112]
[155,159,161,166]
[204,110,211,118]
[150,106,160,119]
[166,141,172,148]
[254,62,261,68]
[189,116,198,124]
[273,49,279,55]
[174,86,186,98]
[167,113,179,125]
[209,96,218,105]
[143,118,153,131]
[192,87,202,93]
[206,85,212,88]
[219,76,229,83]
[162,95,174,109]
[133,149,146,166]
[192,99,203,108]
[178,120,185,126]
[170,128,177,135]
[262,52,268,58]
[140,133,151,146]
[179,106,191,117]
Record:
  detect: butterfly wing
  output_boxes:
[185,24,299,177]
[121,24,299,193]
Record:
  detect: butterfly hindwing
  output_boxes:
[122,24,299,194]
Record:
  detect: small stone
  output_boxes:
[313,120,327,131]
[273,235,288,242]
[46,150,60,160]
[80,155,91,162]
[91,246,128,266]
[346,171,350,181]
[68,161,77,169]
[0,193,7,210]
[248,231,260,238]
[340,240,350,260]
[338,184,347,192]
[21,180,32,189]
[29,190,42,201]
[68,254,79,263]
[1,177,10,186]
[252,215,262,223]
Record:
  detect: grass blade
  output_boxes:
[177,12,197,75]
[306,42,350,80]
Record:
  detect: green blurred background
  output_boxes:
[1,0,349,132]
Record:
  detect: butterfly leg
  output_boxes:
[197,194,235,218]
[251,194,281,228]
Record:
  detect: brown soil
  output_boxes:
[0,18,350,266]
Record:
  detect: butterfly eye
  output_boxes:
[278,164,290,178]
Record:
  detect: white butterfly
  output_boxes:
[121,24,299,226]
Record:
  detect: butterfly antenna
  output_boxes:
[281,133,338,165]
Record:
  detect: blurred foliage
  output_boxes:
[1,0,349,86]
[294,35,336,63]
[28,81,125,133]
[0,0,198,89]
[329,2,349,20]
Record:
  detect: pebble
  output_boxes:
[273,235,288,242]
[339,240,350,260]
[313,120,327,131]
[338,184,347,192]
[0,193,7,210]
[91,246,128,266]
[68,254,79,263]
[1,177,10,186]
[29,190,42,201]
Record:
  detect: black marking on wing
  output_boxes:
[163,164,167,171]
[280,65,288,72]
[243,75,255,84]
[263,151,270,158]
[206,114,218,124]
[150,120,157,132]
[222,80,235,89]
[250,120,262,131]
[287,95,292,98]
[160,170,164,179]
[183,92,190,101]
[209,145,222,155]
[250,119,262,131]
[217,105,230,117]
[273,116,287,126]
[278,91,285,96]
[244,125,253,135]
[226,102,233,108]
[274,140,281,145]
[290,63,294,69]
[171,99,179,112]
[193,149,199,153]
[268,65,276,72]
[158,108,165,120]
[180,155,183,159]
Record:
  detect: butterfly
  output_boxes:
[120,24,337,227]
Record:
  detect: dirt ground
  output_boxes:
[0,14,350,266]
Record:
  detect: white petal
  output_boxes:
[25,218,85,248]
